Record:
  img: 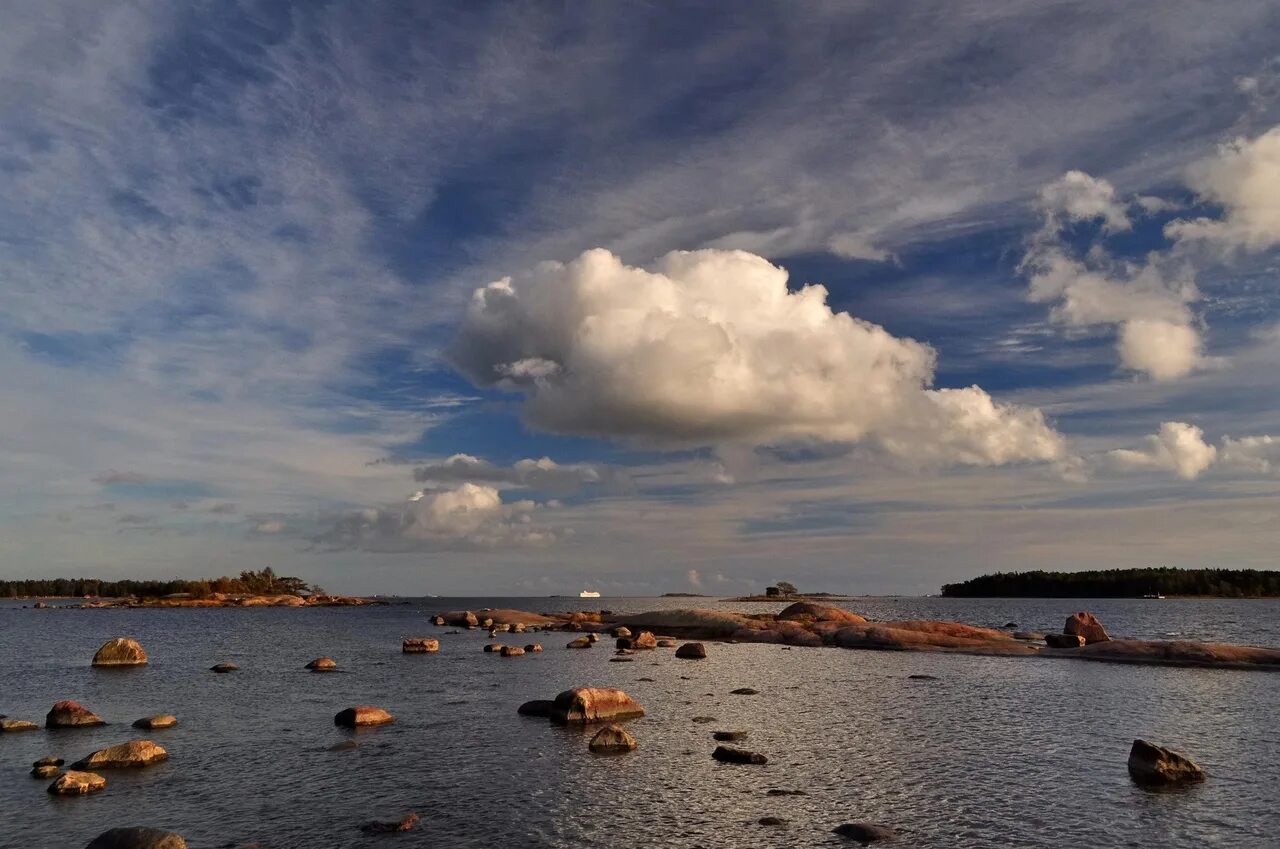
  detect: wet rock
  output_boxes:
[500,645,526,657]
[1065,611,1110,644]
[85,827,187,849]
[1045,633,1086,648]
[359,813,420,835]
[676,642,707,659]
[631,631,658,650]
[1128,739,1205,786]
[92,637,148,667]
[334,706,395,728]
[483,643,503,653]
[758,817,787,827]
[438,610,479,627]
[730,687,759,695]
[431,615,446,626]
[517,700,554,717]
[488,629,499,638]
[34,756,65,767]
[46,700,104,728]
[907,674,938,681]
[586,633,600,643]
[1,718,39,732]
[31,764,62,779]
[713,730,748,741]
[210,662,239,673]
[525,644,543,653]
[609,656,634,663]
[1002,622,1018,629]
[566,636,593,649]
[402,638,439,653]
[712,745,767,765]
[612,626,632,638]
[48,770,106,795]
[588,724,638,752]
[132,715,177,730]
[691,716,717,723]
[656,639,677,648]
[73,739,169,769]
[833,822,897,843]
[765,789,807,796]
[549,687,646,724]
[305,657,337,671]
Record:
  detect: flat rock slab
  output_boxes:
[133,715,177,730]
[1,718,39,732]
[334,706,395,728]
[48,770,106,795]
[73,739,169,769]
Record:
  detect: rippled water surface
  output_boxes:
[2,596,1278,848]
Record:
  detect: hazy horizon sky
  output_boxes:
[3,1,1280,596]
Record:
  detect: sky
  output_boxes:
[3,0,1280,596]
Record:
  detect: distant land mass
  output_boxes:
[661,592,708,597]
[942,568,1280,598]
[0,568,311,600]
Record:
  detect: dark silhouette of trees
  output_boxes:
[0,568,311,599]
[941,567,1280,598]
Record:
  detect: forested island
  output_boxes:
[1,568,313,600]
[942,568,1280,598]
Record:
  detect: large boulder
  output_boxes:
[776,602,867,625]
[437,610,479,627]
[334,706,395,728]
[1127,739,1205,786]
[73,739,169,769]
[46,700,104,728]
[1,718,39,732]
[132,715,177,730]
[1065,611,1110,644]
[402,638,439,654]
[549,688,645,724]
[588,724,638,752]
[92,637,148,667]
[675,642,707,659]
[48,770,106,795]
[85,828,187,849]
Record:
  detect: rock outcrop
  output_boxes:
[549,688,645,724]
[92,637,148,667]
[588,724,638,752]
[132,715,177,730]
[1076,639,1280,669]
[1127,739,1205,786]
[73,739,169,769]
[675,642,707,659]
[712,745,767,764]
[1065,611,1110,644]
[1,718,39,732]
[334,706,395,728]
[437,610,479,627]
[305,657,338,671]
[776,602,867,625]
[46,700,104,728]
[85,827,188,849]
[402,638,439,653]
[48,770,106,795]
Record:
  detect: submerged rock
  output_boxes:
[549,688,645,724]
[1128,739,1205,786]
[1065,611,1110,644]
[517,700,554,717]
[676,642,707,659]
[132,715,177,730]
[402,638,439,653]
[73,739,169,769]
[31,764,62,779]
[334,706,395,728]
[359,812,419,835]
[713,730,748,741]
[1,718,39,732]
[833,822,897,843]
[209,662,239,673]
[566,636,593,649]
[758,817,787,827]
[525,643,543,653]
[483,643,503,653]
[1045,633,1086,648]
[730,688,759,696]
[46,700,104,728]
[34,756,65,767]
[85,827,187,849]
[712,745,767,764]
[656,639,677,648]
[92,637,148,667]
[691,716,717,724]
[305,657,338,671]
[765,788,808,796]
[588,724,638,752]
[48,770,106,795]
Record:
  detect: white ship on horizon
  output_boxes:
[579,589,601,598]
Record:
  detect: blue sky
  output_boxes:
[3,1,1279,595]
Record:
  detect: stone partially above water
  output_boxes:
[517,700,554,717]
[588,724,638,752]
[48,770,106,795]
[712,745,767,764]
[334,706,395,728]
[675,642,707,659]
[500,645,526,657]
[833,822,897,843]
[73,739,169,769]
[92,637,148,667]
[85,827,188,848]
[305,657,338,671]
[1065,611,1110,644]
[1,718,39,732]
[46,700,104,728]
[209,662,239,673]
[566,636,593,649]
[402,638,440,653]
[132,714,177,730]
[1128,739,1205,786]
[549,688,645,724]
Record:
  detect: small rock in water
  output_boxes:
[73,739,169,769]
[758,817,787,827]
[566,636,593,649]
[713,730,748,741]
[691,716,717,723]
[656,639,677,647]
[48,770,106,795]
[730,687,759,696]
[1127,739,1206,786]
[588,724,638,753]
[46,700,104,728]
[500,645,525,657]
[609,656,634,663]
[1001,622,1018,629]
[549,687,645,724]
[611,626,632,638]
[833,822,897,843]
[133,714,178,730]
[712,745,767,765]
[359,812,420,835]
[1012,631,1044,641]
[31,765,62,779]
[85,826,187,848]
[92,637,149,667]
[907,674,938,681]
[636,677,655,682]
[34,756,65,767]
[305,657,337,671]
[0,718,39,732]
[334,706,395,728]
[765,788,808,796]
[676,642,707,660]
[525,643,543,652]
[210,662,239,673]
[586,633,600,643]
[402,638,439,653]
[327,740,359,752]
[517,700,554,717]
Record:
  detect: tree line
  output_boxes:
[1,568,312,599]
[941,567,1280,598]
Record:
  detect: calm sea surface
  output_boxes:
[2,596,1278,849]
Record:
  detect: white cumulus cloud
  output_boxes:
[451,248,1066,468]
[1168,126,1280,253]
[1220,434,1280,473]
[1108,422,1218,480]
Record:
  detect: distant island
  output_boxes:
[661,592,708,597]
[941,567,1280,598]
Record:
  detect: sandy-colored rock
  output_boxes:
[833,822,897,842]
[631,631,658,650]
[73,739,169,769]
[1,718,39,732]
[31,765,61,779]
[132,714,177,730]
[588,724,637,752]
[587,632,600,642]
[209,662,239,673]
[500,645,526,657]
[1128,739,1206,786]
[92,637,148,667]
[612,626,632,638]
[676,642,707,659]
[566,636,593,649]
[776,602,867,625]
[85,827,188,848]
[306,657,338,671]
[713,745,767,764]
[473,609,559,625]
[48,770,106,795]
[437,610,479,627]
[1065,611,1110,644]
[334,705,395,728]
[431,615,446,626]
[46,700,104,728]
[402,638,439,653]
[34,756,65,767]
[483,643,503,653]
[549,687,646,724]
